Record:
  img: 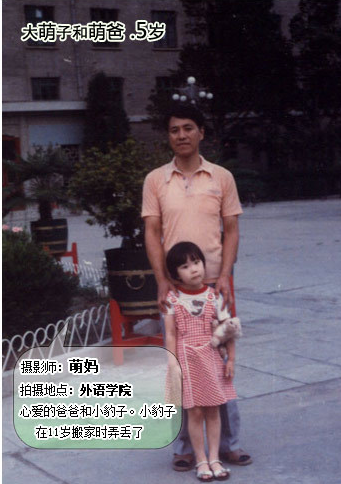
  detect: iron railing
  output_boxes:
[59,260,109,296]
[2,303,111,372]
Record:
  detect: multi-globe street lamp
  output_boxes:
[172,76,213,104]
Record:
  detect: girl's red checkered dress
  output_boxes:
[166,287,237,409]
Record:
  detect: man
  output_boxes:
[142,105,252,470]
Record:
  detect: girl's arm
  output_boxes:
[164,313,177,364]
[225,338,236,379]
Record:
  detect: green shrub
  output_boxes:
[2,229,79,339]
[68,138,169,247]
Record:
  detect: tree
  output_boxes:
[148,0,296,146]
[83,72,130,152]
[289,0,341,170]
[68,139,169,248]
[2,145,74,220]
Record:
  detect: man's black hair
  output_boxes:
[164,105,205,131]
[166,241,206,281]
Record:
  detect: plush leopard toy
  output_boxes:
[211,317,242,358]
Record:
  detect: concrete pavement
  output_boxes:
[3,198,341,483]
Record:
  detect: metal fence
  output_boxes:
[2,303,111,372]
[59,260,109,296]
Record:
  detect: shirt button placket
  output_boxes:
[183,176,189,191]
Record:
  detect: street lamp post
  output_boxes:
[172,76,213,104]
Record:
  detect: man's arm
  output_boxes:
[144,216,177,313]
[215,215,239,311]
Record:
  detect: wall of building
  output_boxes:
[3,1,187,103]
[3,0,300,159]
[3,0,188,156]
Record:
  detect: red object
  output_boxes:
[109,299,163,365]
[109,275,236,365]
[46,242,79,274]
[166,287,237,409]
[58,242,79,268]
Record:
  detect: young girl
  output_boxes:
[165,241,237,482]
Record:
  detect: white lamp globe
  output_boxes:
[172,93,180,101]
[207,92,213,99]
[180,95,187,102]
[199,91,206,98]
[190,100,196,105]
[187,76,196,85]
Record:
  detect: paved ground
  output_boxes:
[3,198,341,484]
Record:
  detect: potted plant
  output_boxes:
[3,144,75,256]
[69,138,170,315]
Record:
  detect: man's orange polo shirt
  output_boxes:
[142,156,243,283]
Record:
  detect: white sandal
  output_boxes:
[195,460,214,482]
[209,460,231,481]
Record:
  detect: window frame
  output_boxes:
[24,5,55,46]
[156,76,176,95]
[31,77,60,101]
[90,8,121,48]
[151,10,177,49]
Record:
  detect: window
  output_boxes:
[90,8,118,22]
[90,8,120,47]
[24,5,54,45]
[31,78,60,100]
[108,77,124,107]
[156,77,176,95]
[151,11,177,48]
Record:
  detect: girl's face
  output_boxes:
[176,256,205,289]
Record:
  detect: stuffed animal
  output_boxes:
[211,317,242,358]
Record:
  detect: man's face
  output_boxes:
[168,117,204,158]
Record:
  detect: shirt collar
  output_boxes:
[165,155,213,183]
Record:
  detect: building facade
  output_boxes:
[3,0,301,165]
[3,0,192,160]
